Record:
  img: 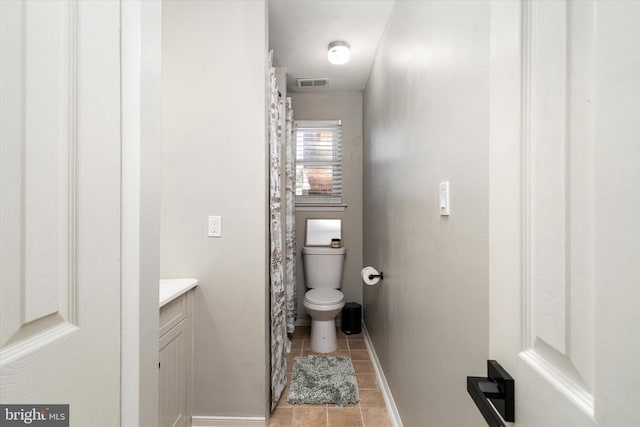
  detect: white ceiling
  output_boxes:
[269,0,395,92]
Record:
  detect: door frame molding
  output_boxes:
[120,1,163,426]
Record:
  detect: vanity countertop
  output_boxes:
[159,278,198,308]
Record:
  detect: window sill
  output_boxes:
[295,204,347,212]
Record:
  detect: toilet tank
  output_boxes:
[302,246,346,289]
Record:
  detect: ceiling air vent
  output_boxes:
[296,78,329,88]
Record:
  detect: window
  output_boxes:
[295,120,342,204]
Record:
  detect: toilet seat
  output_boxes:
[304,289,344,305]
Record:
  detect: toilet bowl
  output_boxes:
[303,289,345,353]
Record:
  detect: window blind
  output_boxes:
[295,120,342,204]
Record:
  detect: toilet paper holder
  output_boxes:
[361,266,383,285]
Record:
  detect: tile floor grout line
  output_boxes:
[351,335,366,426]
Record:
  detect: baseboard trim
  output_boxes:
[294,318,310,327]
[363,323,404,427]
[190,415,266,427]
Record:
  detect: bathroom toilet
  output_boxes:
[302,245,347,353]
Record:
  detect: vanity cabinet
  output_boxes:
[159,288,195,427]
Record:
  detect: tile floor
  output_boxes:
[268,326,393,427]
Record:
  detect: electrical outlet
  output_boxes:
[208,215,221,237]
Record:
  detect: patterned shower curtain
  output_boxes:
[268,52,287,410]
[284,97,297,334]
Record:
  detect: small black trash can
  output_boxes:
[341,302,362,335]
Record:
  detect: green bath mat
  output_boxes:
[287,355,359,406]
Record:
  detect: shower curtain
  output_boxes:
[284,97,297,334]
[269,51,297,410]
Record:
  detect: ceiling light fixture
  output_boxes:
[328,41,350,65]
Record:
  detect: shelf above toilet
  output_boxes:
[305,218,342,246]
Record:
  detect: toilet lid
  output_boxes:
[304,289,344,305]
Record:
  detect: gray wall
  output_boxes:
[362,1,490,425]
[160,0,268,418]
[290,92,363,323]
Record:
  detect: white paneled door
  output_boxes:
[0,1,122,425]
[489,1,640,426]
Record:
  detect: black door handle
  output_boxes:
[467,360,515,426]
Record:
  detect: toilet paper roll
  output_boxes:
[361,266,381,286]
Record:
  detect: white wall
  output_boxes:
[160,0,268,419]
[290,92,363,322]
[363,1,490,425]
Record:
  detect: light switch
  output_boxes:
[208,215,221,237]
[439,182,450,216]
